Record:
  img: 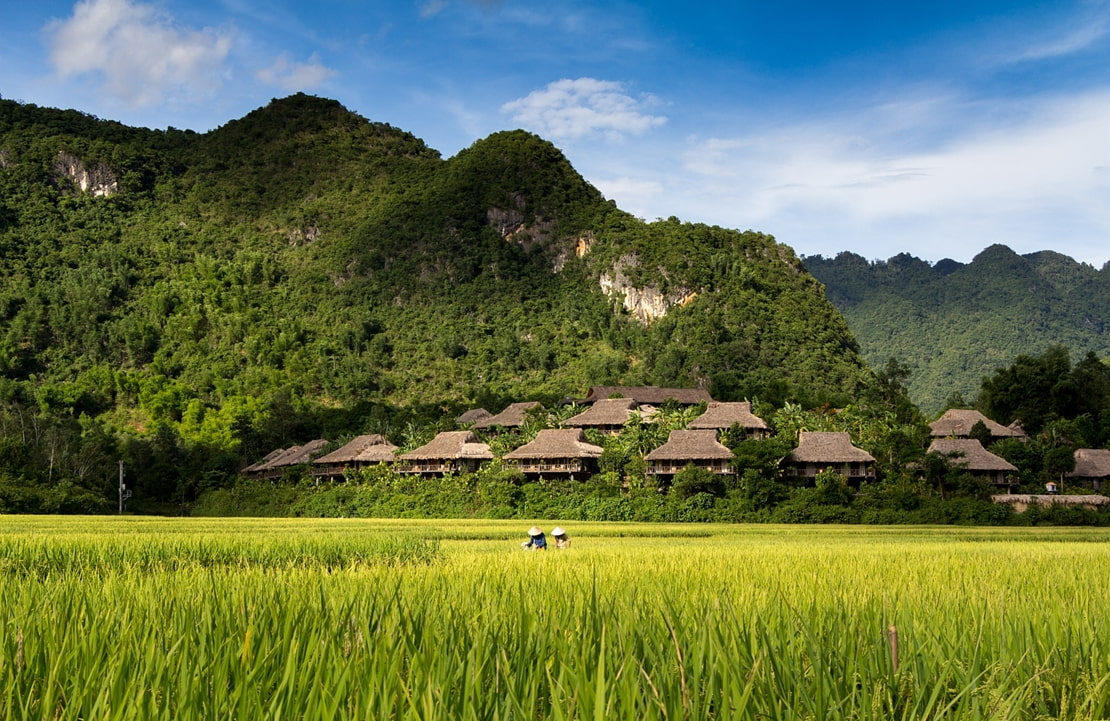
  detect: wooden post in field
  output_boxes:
[118,460,132,514]
[887,624,899,674]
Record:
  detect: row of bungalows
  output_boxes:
[244,427,872,484]
[240,388,871,483]
[240,390,1109,494]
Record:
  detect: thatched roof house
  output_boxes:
[645,430,734,476]
[472,401,542,430]
[248,439,330,480]
[312,434,399,478]
[688,401,770,439]
[397,431,493,475]
[242,447,287,476]
[564,398,640,433]
[781,431,876,482]
[927,438,1018,488]
[456,408,492,426]
[578,386,713,406]
[929,409,1025,440]
[504,429,603,478]
[1067,448,1110,491]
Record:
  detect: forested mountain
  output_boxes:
[0,94,869,508]
[803,247,1110,412]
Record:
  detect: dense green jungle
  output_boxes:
[804,247,1110,413]
[1,94,1108,521]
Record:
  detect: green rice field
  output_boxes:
[1,517,1108,720]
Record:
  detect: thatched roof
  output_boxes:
[257,439,330,470]
[398,431,493,461]
[243,447,288,473]
[472,401,542,429]
[929,409,1024,438]
[927,438,1017,472]
[1068,448,1110,479]
[578,386,713,405]
[504,429,603,460]
[645,430,733,461]
[786,432,875,463]
[688,401,769,431]
[314,434,398,465]
[564,398,639,427]
[456,408,492,425]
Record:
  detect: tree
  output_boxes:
[969,420,992,446]
[978,346,1072,434]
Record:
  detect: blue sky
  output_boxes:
[3,0,1108,266]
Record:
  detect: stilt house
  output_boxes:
[503,429,603,479]
[644,429,734,478]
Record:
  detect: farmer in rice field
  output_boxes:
[551,527,570,549]
[521,526,547,550]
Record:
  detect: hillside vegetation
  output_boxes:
[804,247,1110,413]
[0,94,869,509]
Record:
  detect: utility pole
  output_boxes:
[118,460,131,514]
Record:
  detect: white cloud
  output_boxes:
[256,53,336,91]
[1012,20,1108,61]
[45,0,234,107]
[420,0,448,18]
[501,78,666,141]
[1000,5,1110,63]
[586,89,1110,264]
[704,92,1110,226]
[591,176,665,218]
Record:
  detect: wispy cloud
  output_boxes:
[256,53,336,91]
[1002,4,1109,63]
[420,0,503,18]
[583,89,1110,262]
[502,78,667,141]
[1013,20,1108,61]
[45,0,234,107]
[682,91,1109,223]
[419,0,448,18]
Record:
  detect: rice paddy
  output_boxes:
[1,517,1108,720]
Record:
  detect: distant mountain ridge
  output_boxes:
[803,245,1110,412]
